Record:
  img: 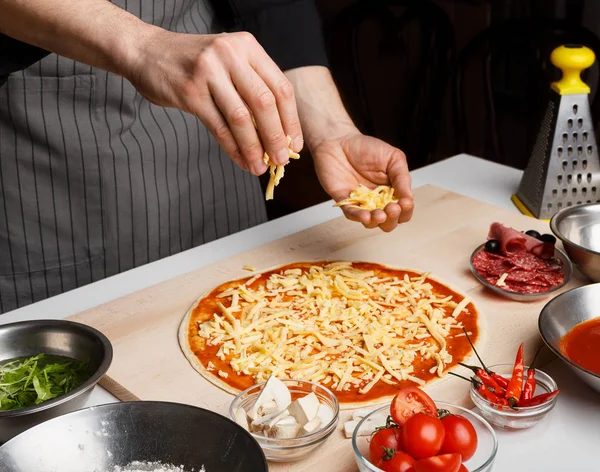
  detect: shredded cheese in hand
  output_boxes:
[197,262,472,395]
[335,185,399,211]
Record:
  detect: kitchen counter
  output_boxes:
[2,154,599,471]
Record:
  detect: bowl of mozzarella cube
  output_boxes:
[229,376,339,462]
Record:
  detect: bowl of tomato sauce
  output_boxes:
[351,388,497,472]
[539,284,600,394]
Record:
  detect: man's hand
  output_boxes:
[130,30,303,175]
[285,66,414,231]
[0,1,302,176]
[312,131,414,232]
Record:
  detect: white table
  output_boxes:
[2,154,599,471]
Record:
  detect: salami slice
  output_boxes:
[472,247,564,294]
[488,223,554,259]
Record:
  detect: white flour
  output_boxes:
[110,461,205,472]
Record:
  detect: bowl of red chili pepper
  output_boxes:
[468,362,558,431]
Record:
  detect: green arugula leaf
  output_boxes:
[0,354,89,411]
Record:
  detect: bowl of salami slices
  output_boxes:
[469,223,573,302]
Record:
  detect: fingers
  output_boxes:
[249,50,303,154]
[378,202,402,232]
[207,72,268,175]
[194,93,264,174]
[388,149,414,223]
[229,64,291,166]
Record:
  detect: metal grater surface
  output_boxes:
[516,93,600,220]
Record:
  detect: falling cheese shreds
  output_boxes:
[262,136,300,201]
[196,263,473,395]
[243,265,257,272]
[334,185,399,211]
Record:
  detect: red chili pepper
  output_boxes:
[505,343,525,407]
[477,383,509,407]
[491,373,509,389]
[459,362,506,396]
[518,389,559,407]
[522,345,543,401]
[448,371,508,407]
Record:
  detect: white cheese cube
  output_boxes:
[269,418,301,439]
[251,376,291,419]
[233,407,249,430]
[300,417,322,436]
[258,400,279,417]
[287,392,320,426]
[316,403,334,426]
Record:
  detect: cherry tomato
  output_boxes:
[401,413,445,460]
[439,414,478,461]
[376,451,416,472]
[458,464,469,472]
[369,427,401,464]
[391,387,437,425]
[414,453,462,472]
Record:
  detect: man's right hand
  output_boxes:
[128,30,303,175]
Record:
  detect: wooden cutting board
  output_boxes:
[68,185,586,471]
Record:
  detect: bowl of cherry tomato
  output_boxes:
[351,387,497,472]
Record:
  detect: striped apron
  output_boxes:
[0,0,267,314]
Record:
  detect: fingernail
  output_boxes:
[252,162,267,175]
[275,148,290,165]
[292,136,304,153]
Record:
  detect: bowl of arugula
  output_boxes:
[0,319,112,443]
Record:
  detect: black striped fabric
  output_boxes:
[0,0,267,314]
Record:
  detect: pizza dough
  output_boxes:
[179,261,479,409]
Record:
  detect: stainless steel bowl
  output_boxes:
[550,203,600,282]
[539,284,600,393]
[0,401,268,472]
[0,320,112,443]
[469,243,573,302]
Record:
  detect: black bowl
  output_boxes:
[0,401,267,472]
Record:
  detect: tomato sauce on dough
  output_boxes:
[187,261,479,404]
[560,317,600,376]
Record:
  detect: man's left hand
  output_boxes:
[312,131,414,232]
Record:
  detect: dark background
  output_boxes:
[261,0,600,219]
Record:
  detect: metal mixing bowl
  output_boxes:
[0,401,267,472]
[538,284,600,393]
[0,319,112,443]
[550,203,600,282]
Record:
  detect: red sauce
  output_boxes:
[560,317,600,375]
[187,261,479,403]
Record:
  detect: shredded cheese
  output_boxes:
[263,136,300,200]
[335,185,399,211]
[197,262,473,395]
[496,273,508,287]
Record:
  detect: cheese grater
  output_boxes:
[513,44,600,221]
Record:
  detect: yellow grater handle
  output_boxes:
[551,44,595,95]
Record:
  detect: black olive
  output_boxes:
[539,233,557,244]
[525,230,541,238]
[485,239,501,253]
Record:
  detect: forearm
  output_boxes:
[0,0,152,77]
[285,66,358,151]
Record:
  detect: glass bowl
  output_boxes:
[352,402,497,472]
[470,364,558,430]
[229,379,339,462]
[469,243,573,302]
